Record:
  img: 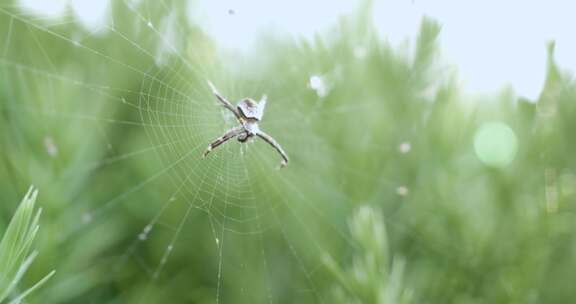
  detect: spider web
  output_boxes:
[0,1,378,303]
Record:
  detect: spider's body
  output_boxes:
[203,81,289,167]
[237,98,265,121]
[235,98,262,142]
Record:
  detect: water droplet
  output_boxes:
[398,142,411,154]
[139,225,152,240]
[396,186,409,197]
[309,75,329,98]
[167,245,173,251]
[147,21,153,28]
[215,238,220,246]
[43,136,58,157]
[143,225,152,234]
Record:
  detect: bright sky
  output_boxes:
[371,0,576,99]
[189,0,576,100]
[17,0,576,100]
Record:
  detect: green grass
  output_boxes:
[0,187,55,304]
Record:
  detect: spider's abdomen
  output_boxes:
[237,98,265,121]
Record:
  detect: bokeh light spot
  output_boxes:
[474,122,518,168]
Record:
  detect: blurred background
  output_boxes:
[1,0,576,303]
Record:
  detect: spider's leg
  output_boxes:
[207,80,242,121]
[256,131,289,168]
[203,126,244,158]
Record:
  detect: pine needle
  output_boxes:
[0,186,55,303]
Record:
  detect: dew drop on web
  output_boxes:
[396,186,409,197]
[43,136,58,157]
[399,142,411,154]
[309,75,329,98]
[139,224,153,241]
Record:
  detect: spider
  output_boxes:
[203,81,289,168]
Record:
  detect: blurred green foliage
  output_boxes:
[1,0,576,303]
[323,206,413,304]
